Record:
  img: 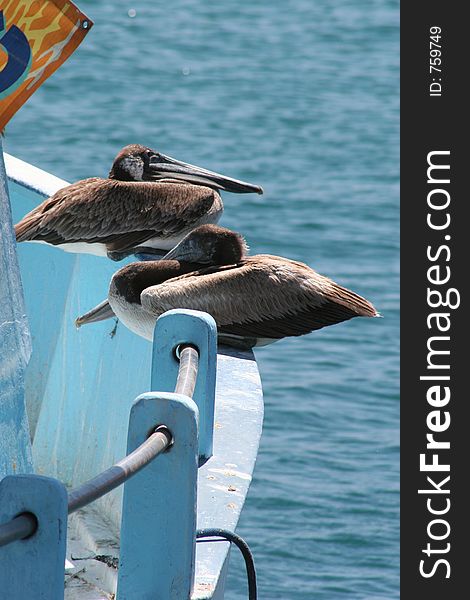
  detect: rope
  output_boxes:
[175,344,199,398]
[196,528,257,600]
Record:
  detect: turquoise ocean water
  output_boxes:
[4,1,399,598]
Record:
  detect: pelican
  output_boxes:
[14,144,263,261]
[76,225,379,348]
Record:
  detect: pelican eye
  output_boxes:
[146,151,162,165]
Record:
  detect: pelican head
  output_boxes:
[108,144,155,181]
[162,224,248,265]
[108,144,263,193]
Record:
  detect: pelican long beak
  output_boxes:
[160,235,206,263]
[160,242,195,262]
[144,153,263,194]
[75,300,116,328]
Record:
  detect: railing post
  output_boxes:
[117,392,199,600]
[151,309,217,461]
[0,474,68,599]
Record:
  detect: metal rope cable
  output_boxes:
[0,513,37,548]
[0,344,198,547]
[67,425,172,513]
[175,344,199,398]
[196,528,257,600]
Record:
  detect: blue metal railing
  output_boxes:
[0,312,217,600]
[0,344,199,547]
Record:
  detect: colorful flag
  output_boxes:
[0,0,92,130]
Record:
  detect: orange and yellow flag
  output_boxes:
[0,0,92,130]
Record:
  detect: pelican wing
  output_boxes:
[141,255,378,339]
[15,179,220,251]
[15,178,102,243]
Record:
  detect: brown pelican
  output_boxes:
[76,225,379,348]
[14,144,263,261]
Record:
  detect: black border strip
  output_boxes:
[401,4,467,597]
